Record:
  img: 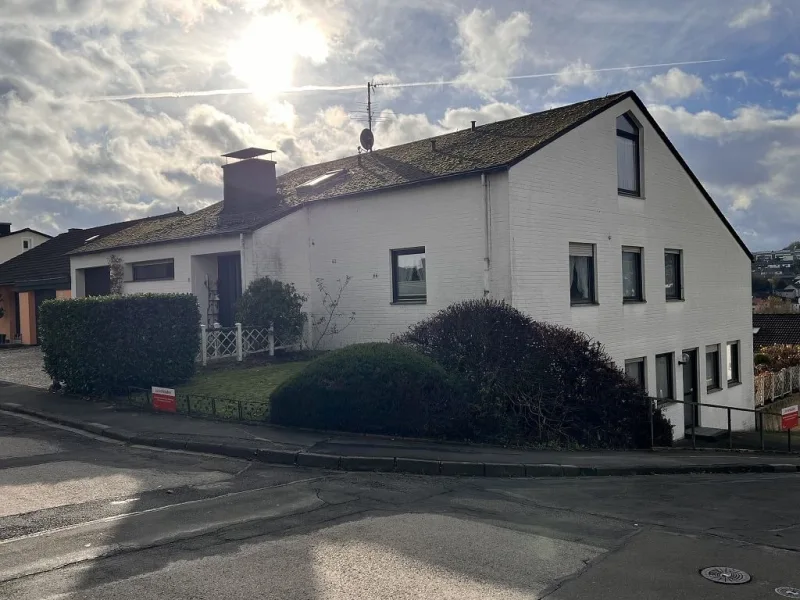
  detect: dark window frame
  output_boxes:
[665,249,683,300]
[569,243,597,306]
[391,247,426,303]
[622,247,644,302]
[625,357,647,391]
[706,345,721,392]
[131,259,175,282]
[655,352,674,402]
[617,113,641,197]
[727,341,740,385]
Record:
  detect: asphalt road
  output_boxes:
[1,410,799,599]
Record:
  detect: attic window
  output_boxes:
[296,169,347,194]
[85,235,100,243]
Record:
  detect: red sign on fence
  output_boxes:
[781,405,799,430]
[152,386,177,413]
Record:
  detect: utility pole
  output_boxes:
[367,81,373,132]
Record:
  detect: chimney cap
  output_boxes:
[222,147,275,161]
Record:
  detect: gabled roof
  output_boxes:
[0,212,182,288]
[753,314,800,349]
[71,90,752,260]
[0,227,53,239]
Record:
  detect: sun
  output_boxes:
[228,13,329,97]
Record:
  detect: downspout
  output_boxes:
[239,232,247,292]
[482,172,492,297]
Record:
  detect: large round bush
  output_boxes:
[270,343,465,437]
[397,299,672,448]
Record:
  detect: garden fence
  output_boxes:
[200,323,298,365]
[754,365,800,407]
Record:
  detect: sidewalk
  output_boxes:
[2,382,800,477]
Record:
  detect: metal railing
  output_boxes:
[754,365,800,407]
[127,387,269,422]
[649,398,795,452]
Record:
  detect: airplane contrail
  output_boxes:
[88,58,725,102]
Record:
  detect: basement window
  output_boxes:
[132,259,175,282]
[296,169,347,194]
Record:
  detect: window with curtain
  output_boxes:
[392,248,426,302]
[706,345,721,391]
[617,113,640,196]
[569,243,595,305]
[625,357,646,391]
[727,341,740,384]
[664,250,682,300]
[132,259,174,281]
[655,353,674,401]
[622,247,643,301]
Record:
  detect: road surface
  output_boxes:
[1,409,798,599]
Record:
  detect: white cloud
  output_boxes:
[711,71,752,85]
[649,104,800,139]
[643,68,707,100]
[455,8,531,96]
[728,0,772,29]
[546,59,600,96]
[784,53,800,66]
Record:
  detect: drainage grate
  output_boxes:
[776,588,800,598]
[700,567,751,585]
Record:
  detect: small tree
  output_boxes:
[235,277,307,345]
[311,276,355,350]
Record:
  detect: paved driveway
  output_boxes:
[0,347,50,389]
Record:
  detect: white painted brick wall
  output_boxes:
[507,96,754,435]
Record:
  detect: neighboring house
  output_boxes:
[0,212,180,345]
[776,285,800,299]
[753,314,800,349]
[68,90,754,438]
[0,223,51,264]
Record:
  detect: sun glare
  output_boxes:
[228,13,329,97]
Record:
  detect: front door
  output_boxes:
[217,254,242,328]
[682,349,699,430]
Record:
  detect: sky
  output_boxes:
[0,0,798,251]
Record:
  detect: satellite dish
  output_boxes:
[360,128,374,152]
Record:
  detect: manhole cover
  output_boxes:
[700,567,751,585]
[776,588,800,598]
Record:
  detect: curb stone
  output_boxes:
[1,403,799,478]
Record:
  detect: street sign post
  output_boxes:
[781,405,798,430]
[152,386,177,413]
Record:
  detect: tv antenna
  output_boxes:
[350,80,385,152]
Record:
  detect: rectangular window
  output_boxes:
[655,353,674,401]
[617,113,641,196]
[569,243,596,305]
[622,247,644,301]
[664,250,682,300]
[706,344,721,391]
[727,341,740,384]
[625,357,646,391]
[132,259,174,282]
[391,247,426,302]
[22,238,31,250]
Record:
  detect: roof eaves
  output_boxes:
[69,230,244,256]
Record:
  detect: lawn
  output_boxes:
[176,360,310,403]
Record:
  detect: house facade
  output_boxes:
[68,91,754,438]
[0,224,50,265]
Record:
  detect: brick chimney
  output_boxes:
[0,223,10,237]
[221,148,279,216]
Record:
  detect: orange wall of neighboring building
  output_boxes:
[56,289,72,299]
[18,291,36,345]
[0,285,15,340]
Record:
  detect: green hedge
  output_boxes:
[39,294,200,395]
[270,343,466,437]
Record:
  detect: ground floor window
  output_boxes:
[655,353,674,401]
[706,344,721,391]
[727,341,740,384]
[132,259,175,282]
[625,357,646,391]
[391,247,426,302]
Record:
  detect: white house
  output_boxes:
[0,224,50,265]
[68,91,754,439]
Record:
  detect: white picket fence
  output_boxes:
[754,365,800,407]
[199,323,298,365]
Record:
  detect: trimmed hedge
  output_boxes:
[270,343,465,437]
[39,294,200,395]
[398,299,673,449]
